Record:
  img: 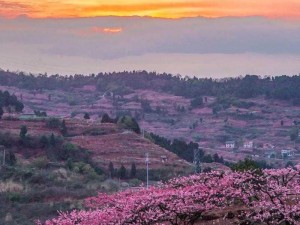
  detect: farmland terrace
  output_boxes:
[1,84,300,166]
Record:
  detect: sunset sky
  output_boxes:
[2,0,300,19]
[1,1,300,77]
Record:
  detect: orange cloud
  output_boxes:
[1,0,300,19]
[76,26,123,36]
[92,26,122,34]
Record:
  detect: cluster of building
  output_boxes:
[225,140,297,159]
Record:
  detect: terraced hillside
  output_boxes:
[1,83,300,167]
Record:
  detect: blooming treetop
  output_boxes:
[38,166,300,225]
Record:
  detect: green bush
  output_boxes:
[46,118,61,128]
[31,157,49,169]
[117,115,141,134]
[190,97,203,108]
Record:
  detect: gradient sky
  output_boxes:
[1,0,300,19]
[0,1,300,77]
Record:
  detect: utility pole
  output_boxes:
[142,129,145,138]
[145,153,149,188]
[194,148,201,174]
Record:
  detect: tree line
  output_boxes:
[1,70,300,102]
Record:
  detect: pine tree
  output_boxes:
[40,135,49,148]
[109,162,114,178]
[130,162,136,178]
[61,119,67,136]
[84,112,90,119]
[50,133,56,146]
[119,164,127,179]
[20,125,27,139]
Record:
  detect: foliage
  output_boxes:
[108,162,114,178]
[46,118,61,128]
[190,97,203,108]
[118,164,127,179]
[60,120,67,136]
[130,162,136,178]
[34,110,47,117]
[2,71,300,103]
[0,132,15,148]
[84,113,90,120]
[49,133,56,146]
[40,135,49,148]
[148,132,204,163]
[40,167,300,225]
[231,158,261,172]
[1,150,17,166]
[0,90,24,114]
[101,113,116,123]
[117,115,141,134]
[20,125,28,139]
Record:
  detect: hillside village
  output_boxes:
[1,81,300,168]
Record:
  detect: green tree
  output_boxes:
[109,161,114,178]
[20,125,27,139]
[212,105,222,115]
[84,112,90,120]
[190,97,203,108]
[202,154,213,163]
[46,117,61,128]
[60,119,67,136]
[119,164,127,179]
[49,133,56,146]
[39,135,49,148]
[59,142,78,160]
[202,167,212,173]
[289,128,299,142]
[6,151,16,166]
[14,100,24,112]
[130,162,136,178]
[101,113,114,123]
[213,153,220,163]
[231,158,260,172]
[0,107,3,119]
[285,161,294,168]
[118,116,141,134]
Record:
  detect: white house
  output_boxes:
[281,149,295,158]
[243,141,254,149]
[225,141,235,149]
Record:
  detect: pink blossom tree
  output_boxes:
[38,167,300,225]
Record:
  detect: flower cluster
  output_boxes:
[38,167,300,225]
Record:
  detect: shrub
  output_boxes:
[31,157,49,169]
[190,97,203,108]
[117,115,141,134]
[46,118,61,128]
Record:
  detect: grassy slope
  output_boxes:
[0,117,191,225]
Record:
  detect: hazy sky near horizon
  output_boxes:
[1,1,300,77]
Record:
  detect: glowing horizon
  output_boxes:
[1,0,300,19]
